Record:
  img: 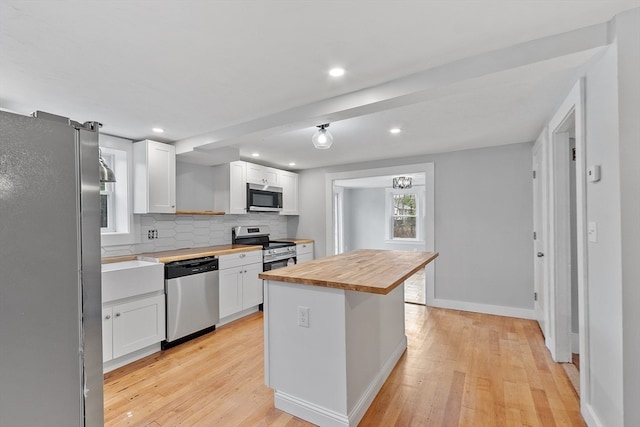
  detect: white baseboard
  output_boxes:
[428,298,536,320]
[582,402,604,427]
[275,392,349,427]
[274,336,408,427]
[103,343,161,373]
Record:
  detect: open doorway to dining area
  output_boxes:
[329,163,434,305]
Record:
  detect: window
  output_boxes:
[392,193,417,239]
[99,134,137,246]
[385,188,423,243]
[100,152,116,232]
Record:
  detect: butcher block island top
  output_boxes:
[259,249,438,294]
[138,244,262,263]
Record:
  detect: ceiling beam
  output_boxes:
[174,20,610,156]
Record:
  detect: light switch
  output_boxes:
[588,221,597,243]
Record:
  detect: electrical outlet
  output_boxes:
[297,306,309,328]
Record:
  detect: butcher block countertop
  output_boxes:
[136,244,263,263]
[274,238,314,244]
[259,249,438,295]
[101,255,138,264]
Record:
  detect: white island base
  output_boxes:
[263,280,406,427]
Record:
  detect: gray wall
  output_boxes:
[581,9,639,425]
[295,141,534,311]
[343,187,425,252]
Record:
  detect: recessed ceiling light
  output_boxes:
[251,153,260,157]
[389,128,401,134]
[329,67,345,77]
[289,162,296,166]
[152,127,164,133]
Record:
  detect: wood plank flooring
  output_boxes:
[104,305,584,426]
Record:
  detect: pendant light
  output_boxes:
[311,124,333,149]
[393,176,412,189]
[99,149,116,183]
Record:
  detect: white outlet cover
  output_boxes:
[297,306,309,328]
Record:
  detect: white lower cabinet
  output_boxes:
[219,250,263,319]
[296,242,314,264]
[102,293,165,363]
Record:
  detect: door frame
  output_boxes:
[325,163,435,301]
[544,79,590,402]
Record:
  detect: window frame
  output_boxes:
[385,187,424,244]
[99,135,138,247]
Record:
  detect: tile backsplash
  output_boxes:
[101,213,289,257]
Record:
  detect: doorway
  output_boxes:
[541,79,589,404]
[326,163,435,305]
[333,173,427,304]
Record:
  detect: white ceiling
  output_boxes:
[1,1,637,170]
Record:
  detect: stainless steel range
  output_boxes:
[232,225,296,271]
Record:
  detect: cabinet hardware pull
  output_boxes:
[115,313,121,317]
[105,315,111,320]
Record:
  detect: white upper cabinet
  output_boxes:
[246,163,279,186]
[212,160,298,215]
[212,160,247,214]
[133,140,176,214]
[279,170,299,215]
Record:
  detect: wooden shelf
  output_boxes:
[175,210,225,216]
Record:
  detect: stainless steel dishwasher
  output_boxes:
[164,256,219,348]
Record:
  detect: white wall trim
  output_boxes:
[572,332,580,354]
[546,78,591,405]
[274,391,349,427]
[429,298,536,320]
[582,402,605,427]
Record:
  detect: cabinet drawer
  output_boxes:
[219,250,262,269]
[296,243,313,255]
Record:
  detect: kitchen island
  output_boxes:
[259,249,438,427]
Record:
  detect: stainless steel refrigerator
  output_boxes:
[0,110,103,426]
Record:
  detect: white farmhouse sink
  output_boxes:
[101,260,164,303]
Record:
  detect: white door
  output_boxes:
[533,138,546,337]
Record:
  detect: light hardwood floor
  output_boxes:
[104,305,584,426]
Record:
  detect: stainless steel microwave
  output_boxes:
[247,183,283,212]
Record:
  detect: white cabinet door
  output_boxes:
[133,140,176,213]
[242,263,264,309]
[279,171,299,215]
[296,243,314,264]
[246,163,279,186]
[112,294,165,359]
[229,161,247,214]
[102,306,113,362]
[297,252,314,264]
[219,266,243,318]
